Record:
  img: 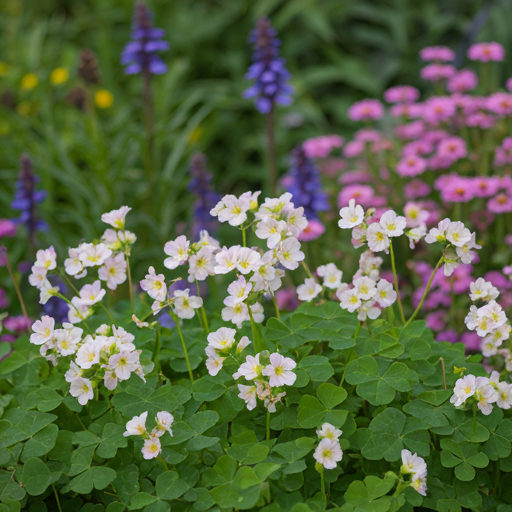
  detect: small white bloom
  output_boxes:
[375,279,397,308]
[101,206,131,229]
[79,280,106,306]
[456,233,481,264]
[235,248,261,275]
[469,278,499,302]
[406,225,427,249]
[286,207,308,237]
[98,254,127,291]
[68,297,92,324]
[251,303,265,324]
[357,300,381,322]
[205,346,225,376]
[317,263,343,289]
[214,246,240,274]
[264,391,287,413]
[314,438,343,469]
[222,302,250,328]
[124,411,148,436]
[155,411,174,436]
[411,473,427,496]
[277,237,304,270]
[262,353,297,387]
[65,361,82,383]
[401,449,427,477]
[236,336,251,353]
[104,369,118,390]
[475,376,499,415]
[450,374,476,407]
[497,382,512,410]
[75,337,103,369]
[353,276,377,300]
[141,437,162,460]
[173,289,203,319]
[217,194,251,226]
[30,316,55,345]
[34,247,57,271]
[379,210,406,237]
[207,327,237,350]
[425,218,451,244]
[366,223,390,253]
[188,247,215,282]
[54,329,78,356]
[64,247,86,276]
[238,384,258,410]
[140,267,167,301]
[233,354,261,380]
[224,276,252,306]
[164,235,190,269]
[316,423,343,441]
[132,314,149,328]
[339,289,361,313]
[79,243,112,267]
[297,278,322,302]
[39,280,59,305]
[338,199,365,229]
[28,264,48,289]
[255,218,289,248]
[446,221,472,248]
[69,377,94,406]
[108,350,140,381]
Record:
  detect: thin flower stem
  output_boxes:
[126,255,134,314]
[172,312,194,383]
[403,257,443,329]
[4,250,29,324]
[75,413,87,431]
[248,306,264,353]
[272,294,281,321]
[242,228,247,248]
[266,411,271,441]
[59,270,80,295]
[440,357,447,390]
[320,466,326,501]
[195,279,209,333]
[389,241,405,324]
[266,104,277,196]
[52,483,63,512]
[301,260,314,279]
[157,454,168,471]
[99,302,115,324]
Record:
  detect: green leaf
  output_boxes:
[272,437,315,461]
[298,356,334,382]
[316,383,347,409]
[192,375,227,402]
[1,410,57,448]
[156,471,190,500]
[417,390,452,406]
[21,424,59,462]
[345,355,379,384]
[187,410,219,434]
[97,424,129,459]
[25,388,64,413]
[297,395,326,429]
[65,466,117,494]
[483,419,512,460]
[21,458,55,496]
[129,493,158,510]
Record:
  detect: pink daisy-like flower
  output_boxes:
[395,120,425,140]
[447,69,478,93]
[404,179,431,199]
[420,64,456,82]
[488,193,512,213]
[0,219,17,238]
[339,170,372,185]
[420,46,455,62]
[337,184,374,207]
[397,155,427,177]
[437,175,474,203]
[468,42,505,62]
[303,135,344,159]
[390,103,423,118]
[470,210,494,231]
[437,136,467,161]
[460,332,481,352]
[506,78,512,92]
[297,219,326,241]
[486,92,512,116]
[472,177,501,198]
[422,97,456,125]
[347,99,384,122]
[343,140,364,158]
[383,85,419,104]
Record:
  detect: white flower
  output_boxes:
[98,254,127,290]
[155,411,174,437]
[406,225,427,249]
[224,276,252,307]
[470,278,500,303]
[357,300,381,322]
[205,346,225,376]
[207,327,237,350]
[235,248,261,275]
[277,237,304,270]
[214,246,240,274]
[250,252,277,292]
[132,314,149,328]
[379,210,406,237]
[69,377,94,406]
[317,263,343,289]
[112,325,135,345]
[238,384,258,410]
[316,423,343,441]
[101,206,131,229]
[456,233,481,264]
[75,338,103,369]
[30,316,55,345]
[54,329,78,356]
[79,280,106,306]
[497,382,512,410]
[286,207,308,237]
[39,280,59,305]
[256,193,293,222]
[401,449,427,477]
[217,194,251,226]
[173,289,203,319]
[297,278,322,302]
[262,353,297,387]
[339,199,365,229]
[446,221,472,247]
[108,350,140,381]
[442,249,460,277]
[142,437,162,460]
[210,198,226,217]
[353,276,377,300]
[164,235,190,269]
[450,374,476,407]
[339,289,361,313]
[255,219,289,248]
[197,230,220,251]
[314,438,343,470]
[104,369,118,390]
[236,336,251,353]
[68,297,92,324]
[404,202,429,228]
[411,473,427,496]
[222,302,250,328]
[65,361,82,383]
[233,354,262,380]
[241,191,261,211]
[34,247,57,271]
[124,411,148,436]
[425,218,451,244]
[140,267,167,301]
[375,279,397,308]
[28,265,48,289]
[79,243,112,267]
[352,224,367,248]
[482,335,501,357]
[475,376,499,415]
[188,247,215,282]
[264,391,287,413]
[64,247,86,277]
[251,303,265,324]
[366,223,390,253]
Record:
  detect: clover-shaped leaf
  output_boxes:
[440,439,489,481]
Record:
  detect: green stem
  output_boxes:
[248,306,264,352]
[403,257,443,329]
[99,302,115,324]
[242,228,247,248]
[4,250,29,324]
[272,294,281,321]
[320,465,326,501]
[126,255,134,314]
[172,313,194,383]
[195,280,209,333]
[157,454,168,471]
[301,260,314,279]
[75,413,87,431]
[52,483,63,512]
[389,241,405,324]
[266,410,271,441]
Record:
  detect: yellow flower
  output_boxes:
[0,62,9,76]
[50,67,69,85]
[21,73,38,91]
[95,89,114,109]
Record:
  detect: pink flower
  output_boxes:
[505,234,512,246]
[404,180,431,198]
[383,85,419,104]
[468,42,505,62]
[426,311,447,331]
[422,97,456,125]
[4,315,31,334]
[461,332,481,352]
[507,78,512,92]
[297,220,325,241]
[337,184,374,207]
[486,92,512,115]
[403,140,433,156]
[437,136,467,161]
[303,135,344,159]
[339,170,372,185]
[275,288,299,312]
[436,175,474,203]
[343,140,364,158]
[420,64,456,82]
[397,155,427,177]
[0,288,9,309]
[395,120,425,140]
[0,220,16,238]
[390,103,423,118]
[348,99,384,122]
[436,330,458,343]
[318,158,346,178]
[472,177,500,198]
[470,210,494,230]
[420,46,455,62]
[447,69,478,93]
[465,112,495,129]
[488,193,512,213]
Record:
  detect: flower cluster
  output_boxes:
[313,423,343,470]
[450,371,512,415]
[204,327,250,376]
[400,449,427,496]
[234,351,297,413]
[124,411,174,459]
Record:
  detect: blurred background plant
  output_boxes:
[1,0,512,311]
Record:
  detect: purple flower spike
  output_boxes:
[243,17,293,114]
[121,2,168,76]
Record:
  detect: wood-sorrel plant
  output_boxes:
[1,197,511,512]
